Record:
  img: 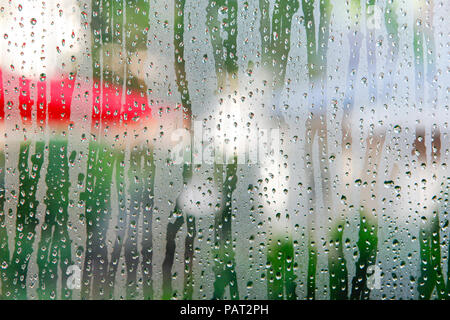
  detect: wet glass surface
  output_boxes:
[0,0,448,300]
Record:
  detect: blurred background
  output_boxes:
[0,0,448,300]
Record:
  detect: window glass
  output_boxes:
[0,0,448,300]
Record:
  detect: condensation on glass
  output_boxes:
[0,0,448,300]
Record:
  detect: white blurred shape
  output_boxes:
[0,0,81,78]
